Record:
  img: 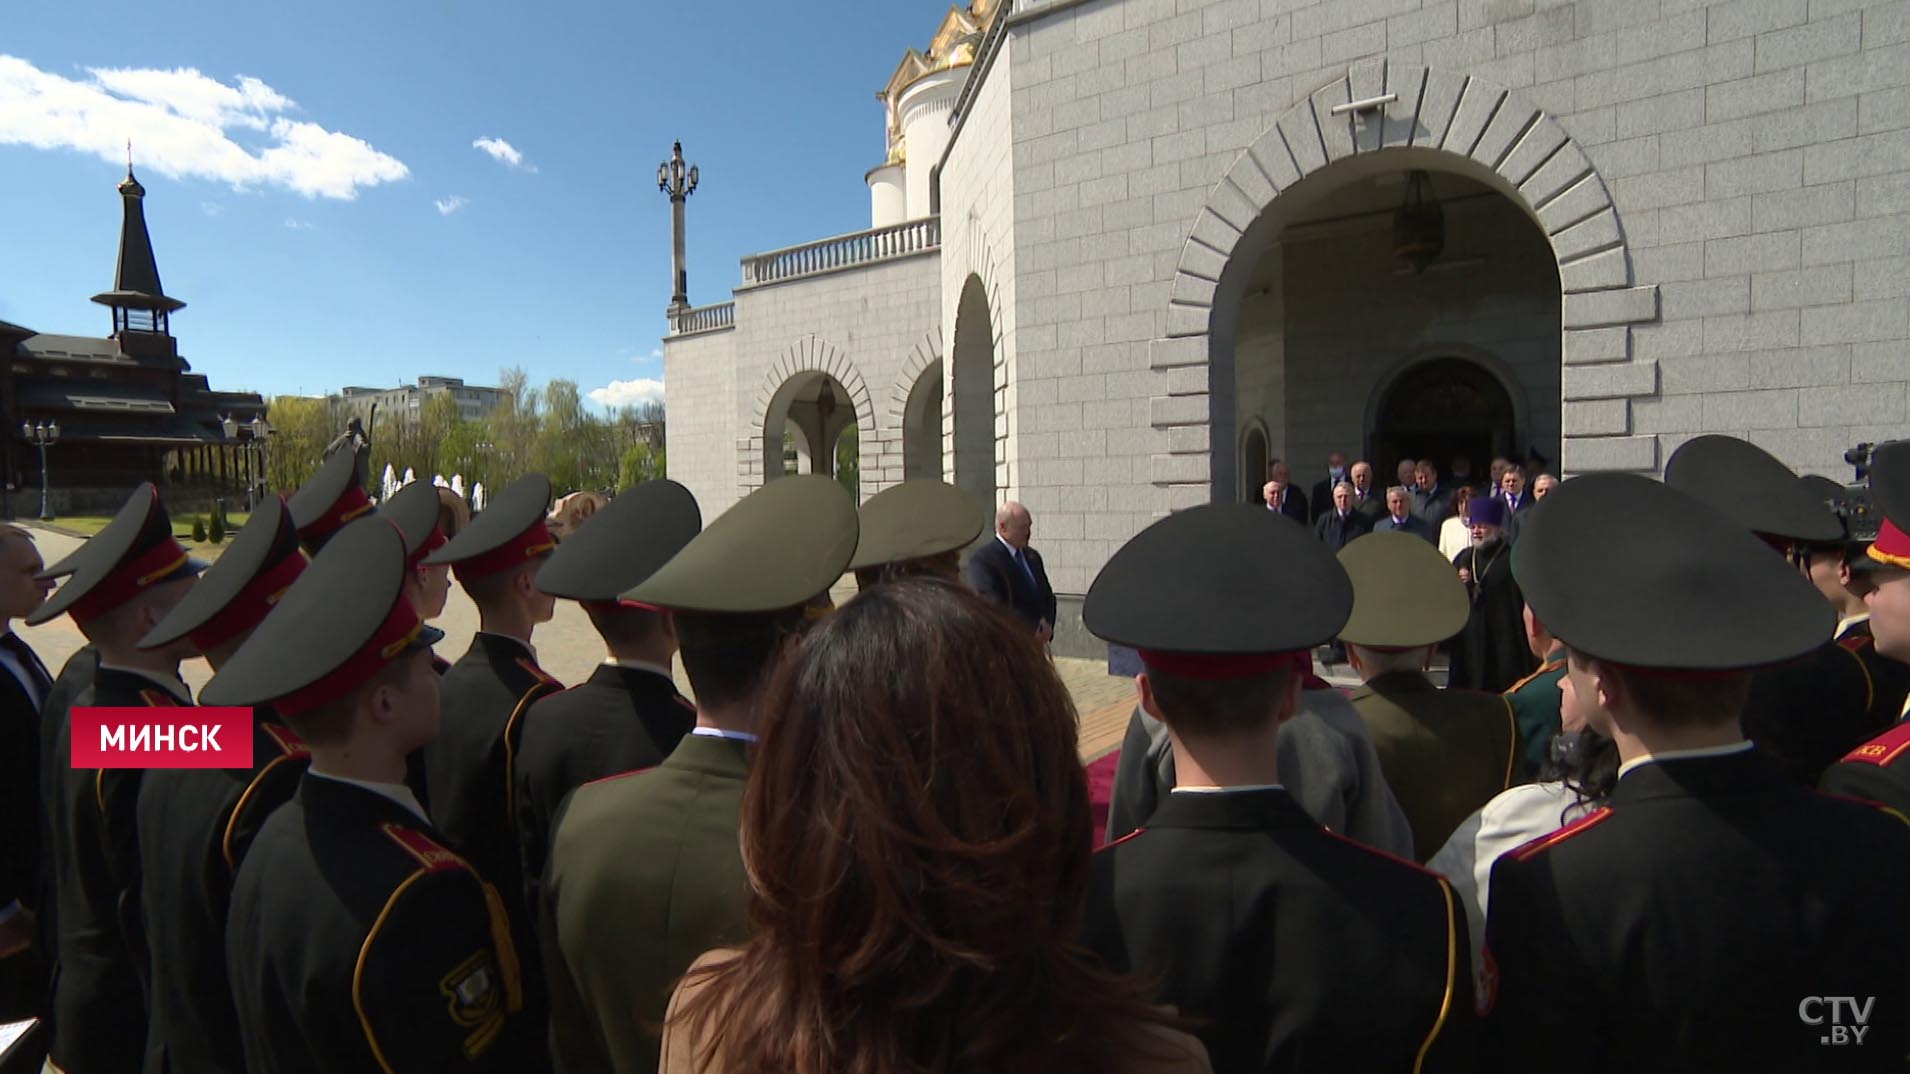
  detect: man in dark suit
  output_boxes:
[1410,460,1454,524]
[1481,473,1910,1071]
[1313,482,1370,553]
[0,526,53,1033]
[966,501,1058,643]
[1374,486,1436,544]
[1261,460,1308,524]
[1349,460,1385,521]
[1308,451,1349,524]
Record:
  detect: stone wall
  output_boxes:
[661,325,741,521]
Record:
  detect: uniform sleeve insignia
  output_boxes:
[260,722,310,758]
[439,950,507,1059]
[381,823,469,874]
[1508,807,1613,862]
[1840,722,1910,767]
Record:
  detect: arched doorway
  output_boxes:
[762,370,860,494]
[902,359,944,480]
[1370,356,1518,484]
[1240,421,1268,503]
[1214,157,1560,501]
[950,274,997,505]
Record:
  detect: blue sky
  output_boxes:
[1,0,937,411]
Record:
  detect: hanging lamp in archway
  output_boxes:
[1393,170,1444,274]
[816,380,838,424]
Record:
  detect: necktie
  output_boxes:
[1014,548,1037,588]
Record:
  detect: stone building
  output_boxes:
[664,0,1910,656]
[2,169,265,514]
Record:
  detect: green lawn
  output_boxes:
[27,512,252,563]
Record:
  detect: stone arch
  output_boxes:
[1239,416,1270,504]
[1149,59,1663,511]
[945,214,1009,503]
[888,329,947,482]
[745,334,878,502]
[1360,342,1534,463]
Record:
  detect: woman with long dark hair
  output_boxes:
[662,576,1209,1074]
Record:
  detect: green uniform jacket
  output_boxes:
[1348,671,1517,861]
[544,733,750,1074]
[1502,653,1565,780]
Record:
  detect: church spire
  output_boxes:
[91,159,185,353]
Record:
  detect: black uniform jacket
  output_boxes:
[1083,788,1474,1073]
[1482,748,1910,1072]
[227,772,537,1074]
[138,713,308,1074]
[33,647,97,953]
[1820,718,1910,817]
[1836,619,1910,735]
[0,632,51,1024]
[48,665,187,1074]
[1743,638,1890,785]
[513,661,694,921]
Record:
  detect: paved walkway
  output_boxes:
[18,525,1374,763]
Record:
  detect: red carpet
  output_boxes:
[1085,750,1121,847]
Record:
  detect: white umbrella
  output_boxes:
[471,482,486,512]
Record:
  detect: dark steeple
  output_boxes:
[90,164,185,360]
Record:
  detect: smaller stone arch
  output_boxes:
[745,335,878,502]
[944,215,1009,502]
[1239,417,1270,504]
[887,329,947,484]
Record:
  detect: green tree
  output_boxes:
[264,395,338,492]
[616,441,667,490]
[835,424,859,500]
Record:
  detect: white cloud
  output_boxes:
[283,216,314,230]
[472,136,533,171]
[588,378,665,408]
[0,55,408,199]
[200,201,222,215]
[434,194,467,215]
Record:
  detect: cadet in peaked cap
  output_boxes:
[1338,530,1516,860]
[208,516,539,1073]
[286,445,374,555]
[1480,472,1910,1071]
[415,473,563,1029]
[1664,434,1883,783]
[847,479,986,589]
[1795,471,1910,729]
[1079,505,1474,1074]
[515,480,701,933]
[31,482,201,1074]
[376,479,463,811]
[545,474,856,1074]
[135,495,311,1074]
[1822,439,1910,814]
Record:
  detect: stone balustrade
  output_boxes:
[740,216,941,288]
[669,301,735,336]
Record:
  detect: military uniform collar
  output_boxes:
[1609,742,1777,805]
[474,631,537,664]
[1144,785,1316,832]
[96,662,192,705]
[306,767,429,824]
[1835,612,1871,639]
[665,731,751,778]
[1352,670,1436,699]
[601,657,674,681]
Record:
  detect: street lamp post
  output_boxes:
[22,421,59,521]
[657,141,699,315]
[222,414,275,510]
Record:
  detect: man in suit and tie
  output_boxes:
[0,526,53,1031]
[1313,482,1371,553]
[1309,451,1349,524]
[1349,460,1385,521]
[967,501,1059,644]
[1374,487,1436,544]
[1261,460,1309,524]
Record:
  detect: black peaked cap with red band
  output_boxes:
[383,480,451,569]
[537,479,701,602]
[1867,440,1910,572]
[200,516,444,715]
[1513,472,1830,671]
[27,482,204,628]
[1083,503,1352,678]
[139,494,307,652]
[1664,434,1843,543]
[287,445,375,554]
[422,473,554,583]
